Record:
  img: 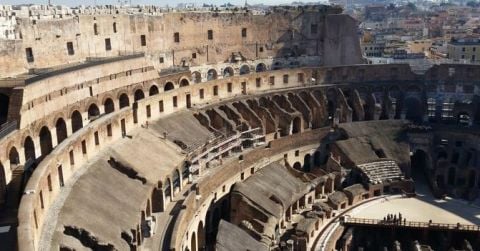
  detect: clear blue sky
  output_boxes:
[2,0,311,7]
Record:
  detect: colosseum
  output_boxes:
[0,4,479,251]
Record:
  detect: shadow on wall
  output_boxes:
[270,5,364,72]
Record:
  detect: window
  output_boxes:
[208,29,213,40]
[311,24,318,34]
[295,150,299,156]
[81,140,87,155]
[66,42,74,55]
[241,172,245,180]
[269,76,275,85]
[146,105,151,118]
[298,73,304,83]
[174,32,180,43]
[113,22,117,33]
[94,23,98,35]
[107,124,112,137]
[241,28,247,37]
[462,47,466,52]
[213,85,219,96]
[192,53,196,59]
[283,74,289,84]
[26,47,34,62]
[140,35,146,46]
[159,100,164,112]
[199,89,204,99]
[159,57,164,63]
[47,175,52,191]
[173,96,177,107]
[256,78,261,88]
[69,150,75,166]
[227,83,232,93]
[259,47,264,52]
[105,38,111,51]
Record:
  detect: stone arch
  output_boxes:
[223,67,234,78]
[104,98,115,114]
[404,97,424,123]
[191,231,197,251]
[164,82,174,92]
[23,136,35,161]
[149,85,159,96]
[119,93,130,108]
[39,126,53,156]
[172,169,181,193]
[55,118,68,144]
[71,110,83,133]
[164,177,172,202]
[180,78,190,87]
[292,117,301,134]
[208,69,218,81]
[314,151,322,166]
[293,161,302,170]
[303,153,311,172]
[134,89,145,102]
[87,103,100,119]
[192,71,202,83]
[9,146,19,169]
[256,63,267,72]
[197,221,205,251]
[411,149,429,181]
[240,65,250,75]
[0,93,9,125]
[0,161,5,209]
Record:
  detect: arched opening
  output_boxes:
[212,207,221,231]
[468,170,476,188]
[207,69,218,81]
[172,169,180,193]
[39,126,53,156]
[292,117,301,134]
[87,104,100,119]
[303,154,311,172]
[457,112,471,126]
[9,147,19,169]
[149,85,159,96]
[0,162,5,209]
[256,63,267,72]
[180,79,189,87]
[24,136,35,161]
[0,93,9,125]
[71,110,83,133]
[192,71,201,83]
[293,161,302,170]
[55,118,68,144]
[411,149,429,184]
[164,178,171,202]
[134,89,145,102]
[240,65,250,75]
[104,98,115,114]
[191,232,197,251]
[327,100,335,119]
[164,82,174,92]
[119,93,130,108]
[448,167,456,186]
[197,221,205,251]
[314,151,322,166]
[223,67,234,78]
[404,97,423,123]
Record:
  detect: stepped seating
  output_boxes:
[357,160,403,184]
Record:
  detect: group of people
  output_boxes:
[382,212,406,225]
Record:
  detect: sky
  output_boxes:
[1,0,309,7]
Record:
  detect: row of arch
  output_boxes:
[190,63,267,83]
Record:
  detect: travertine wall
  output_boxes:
[0,6,358,77]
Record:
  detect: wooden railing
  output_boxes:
[342,217,480,232]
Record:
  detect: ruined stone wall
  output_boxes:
[0,6,347,77]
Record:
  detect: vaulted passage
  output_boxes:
[39,126,53,156]
[104,98,115,114]
[56,118,68,144]
[405,97,423,123]
[119,94,130,108]
[24,136,35,162]
[164,82,174,92]
[0,93,8,125]
[149,85,159,96]
[134,89,145,102]
[87,104,100,119]
[71,111,83,133]
[180,79,189,87]
[9,147,19,168]
[256,63,266,72]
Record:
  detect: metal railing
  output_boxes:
[343,217,480,232]
[0,120,17,140]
